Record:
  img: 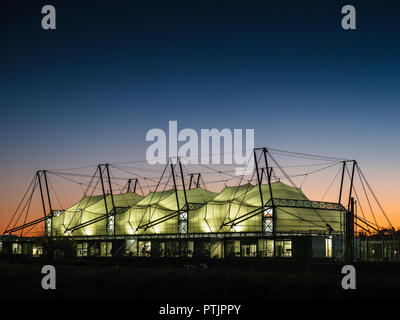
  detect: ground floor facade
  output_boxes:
[7,235,400,262]
[0,233,343,260]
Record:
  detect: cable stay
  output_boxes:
[342,161,393,233]
[4,146,394,240]
[222,149,335,229]
[138,209,181,230]
[64,164,135,235]
[354,215,379,233]
[3,170,58,235]
[219,152,258,231]
[126,178,139,193]
[134,160,171,233]
[357,165,393,230]
[267,151,297,188]
[63,166,103,232]
[188,173,202,190]
[137,158,191,233]
[267,147,351,162]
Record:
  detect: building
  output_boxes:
[3,181,348,259]
[4,149,369,260]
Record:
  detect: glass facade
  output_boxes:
[77,242,88,257]
[100,242,112,257]
[33,244,43,256]
[275,240,292,257]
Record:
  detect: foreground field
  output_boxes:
[0,257,399,300]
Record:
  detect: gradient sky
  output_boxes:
[1,0,400,231]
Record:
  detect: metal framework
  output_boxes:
[3,170,54,235]
[64,164,126,234]
[188,173,201,189]
[3,147,390,262]
[178,160,189,234]
[221,197,345,229]
[127,178,138,193]
[65,207,128,233]
[266,198,346,212]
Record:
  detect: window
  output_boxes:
[101,242,112,257]
[264,208,273,217]
[258,239,274,257]
[266,240,274,257]
[210,240,223,258]
[226,240,241,257]
[241,244,257,257]
[159,242,165,257]
[326,238,332,257]
[179,221,187,233]
[180,212,187,220]
[275,240,292,257]
[263,218,273,233]
[107,215,115,235]
[178,211,188,234]
[263,209,273,233]
[188,241,194,258]
[89,243,100,256]
[77,243,88,257]
[45,218,52,236]
[126,239,137,256]
[180,240,193,258]
[33,244,43,257]
[12,243,22,254]
[138,241,151,257]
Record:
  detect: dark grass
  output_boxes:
[1,256,400,300]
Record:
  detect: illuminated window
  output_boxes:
[275,240,292,257]
[45,218,52,236]
[226,240,241,257]
[263,218,273,233]
[284,240,292,257]
[263,209,273,233]
[241,244,257,257]
[266,240,274,257]
[180,212,187,220]
[12,243,22,254]
[325,238,332,257]
[77,243,88,257]
[126,239,138,256]
[159,242,165,257]
[107,215,115,235]
[179,211,188,234]
[179,222,187,234]
[33,244,43,257]
[138,241,151,257]
[101,242,112,257]
[263,208,273,217]
[257,239,274,257]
